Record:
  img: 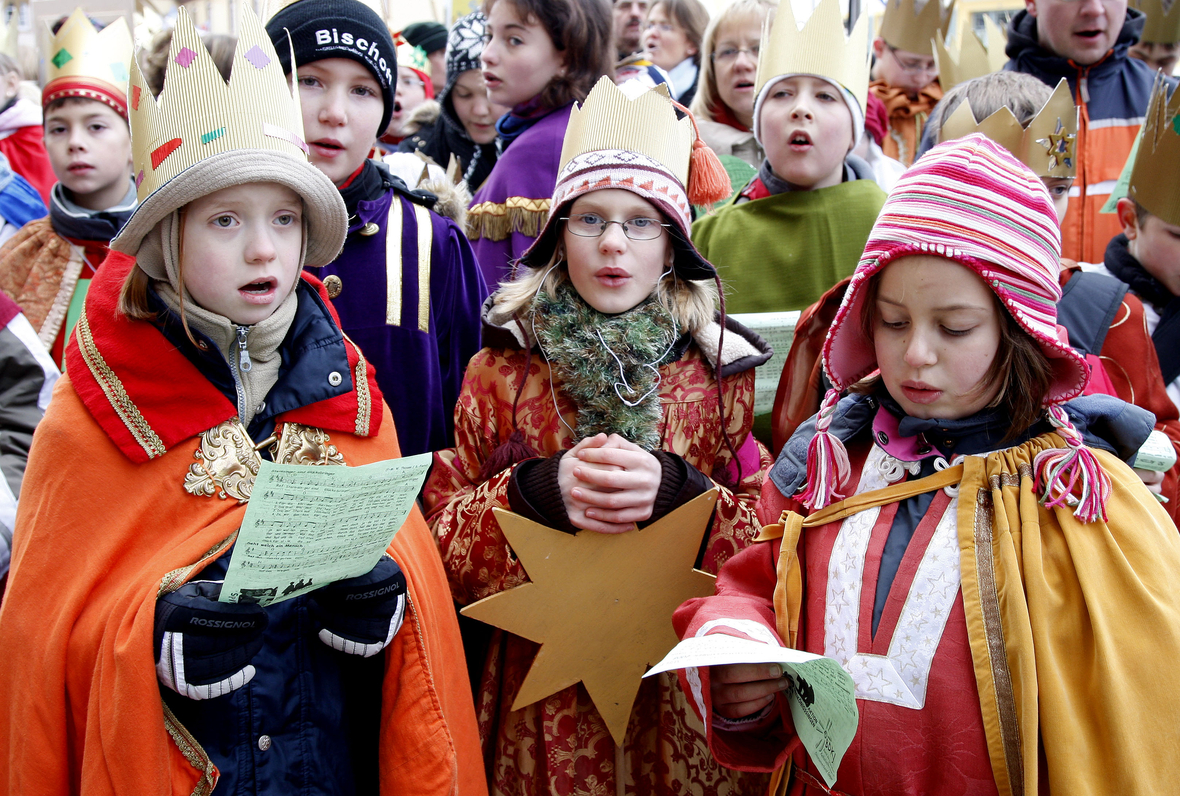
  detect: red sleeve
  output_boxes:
[0,127,56,206]
[672,535,803,773]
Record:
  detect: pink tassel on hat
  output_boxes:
[1033,405,1112,523]
[798,389,851,510]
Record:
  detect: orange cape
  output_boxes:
[0,254,486,796]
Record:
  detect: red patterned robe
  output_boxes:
[424,318,774,795]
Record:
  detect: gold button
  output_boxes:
[323,274,343,298]
[359,222,380,236]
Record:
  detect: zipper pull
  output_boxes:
[236,326,252,373]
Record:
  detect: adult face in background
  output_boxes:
[1025,0,1127,65]
[614,0,650,58]
[426,48,446,94]
[642,1,698,71]
[870,37,938,97]
[711,13,762,128]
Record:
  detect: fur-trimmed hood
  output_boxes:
[478,293,772,378]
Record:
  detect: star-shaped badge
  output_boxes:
[461,490,719,745]
[1036,118,1076,172]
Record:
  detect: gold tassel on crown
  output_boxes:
[934,16,1007,92]
[128,4,308,205]
[878,0,954,56]
[939,77,1078,178]
[43,8,133,116]
[755,0,871,116]
[1128,74,1180,226]
[1131,0,1180,44]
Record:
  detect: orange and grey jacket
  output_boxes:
[1004,8,1176,263]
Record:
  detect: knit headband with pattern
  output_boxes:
[802,134,1110,523]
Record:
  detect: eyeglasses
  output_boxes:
[645,21,676,32]
[712,45,760,65]
[397,74,425,90]
[561,214,669,240]
[885,44,937,74]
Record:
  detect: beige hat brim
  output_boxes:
[112,150,347,268]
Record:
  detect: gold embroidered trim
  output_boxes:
[385,196,404,325]
[183,420,261,502]
[39,244,84,349]
[271,422,346,466]
[413,203,432,333]
[75,310,167,459]
[163,702,218,796]
[157,533,237,599]
[466,196,551,242]
[344,334,371,436]
[974,487,1024,796]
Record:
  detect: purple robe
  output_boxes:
[305,187,488,455]
[468,103,573,289]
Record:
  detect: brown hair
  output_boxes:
[485,0,614,109]
[649,0,710,65]
[856,269,1053,439]
[689,0,776,122]
[139,30,237,97]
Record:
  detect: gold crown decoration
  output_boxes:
[755,0,871,115]
[933,15,1007,92]
[1131,0,1180,44]
[878,0,953,56]
[559,79,694,186]
[939,77,1078,177]
[1128,74,1180,226]
[0,9,18,59]
[128,4,309,204]
[43,8,133,114]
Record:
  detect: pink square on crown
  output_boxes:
[174,47,198,68]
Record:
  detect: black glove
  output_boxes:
[154,580,269,700]
[308,555,407,657]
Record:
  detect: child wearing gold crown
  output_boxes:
[869,0,952,167]
[672,133,1180,794]
[0,8,481,794]
[0,9,135,369]
[691,0,886,317]
[1086,78,1180,425]
[423,77,774,794]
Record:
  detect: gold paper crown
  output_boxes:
[940,77,1078,177]
[1131,0,1180,44]
[878,0,953,56]
[755,0,871,115]
[0,10,17,59]
[559,79,694,185]
[933,16,1007,92]
[44,8,133,112]
[1128,74,1180,226]
[128,5,309,204]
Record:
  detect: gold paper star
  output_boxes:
[1036,118,1076,172]
[461,490,719,745]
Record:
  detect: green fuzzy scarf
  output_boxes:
[531,282,678,450]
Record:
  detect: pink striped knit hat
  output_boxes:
[824,133,1087,402]
[802,134,1109,522]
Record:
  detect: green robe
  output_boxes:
[693,179,885,313]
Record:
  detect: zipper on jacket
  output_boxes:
[231,325,252,421]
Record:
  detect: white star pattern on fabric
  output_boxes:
[824,445,963,710]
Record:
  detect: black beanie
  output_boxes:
[401,21,447,55]
[266,0,397,137]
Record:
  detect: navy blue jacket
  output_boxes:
[153,280,383,795]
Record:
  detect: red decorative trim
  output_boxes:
[43,77,128,118]
[151,138,183,170]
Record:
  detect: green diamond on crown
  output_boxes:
[52,48,72,69]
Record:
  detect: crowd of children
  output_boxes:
[0,0,1177,794]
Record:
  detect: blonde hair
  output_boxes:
[689,0,777,123]
[490,252,719,337]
